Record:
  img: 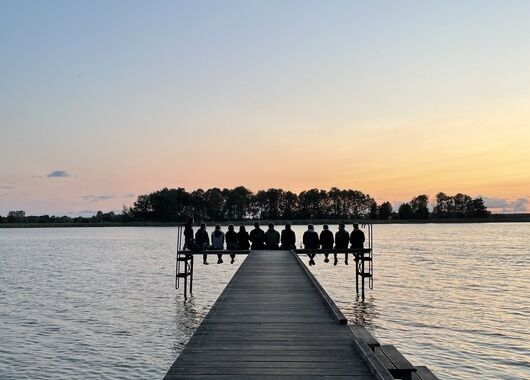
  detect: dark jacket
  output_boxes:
[335,229,349,249]
[319,230,334,249]
[195,229,210,249]
[249,227,266,249]
[280,229,296,249]
[238,230,250,250]
[226,230,238,250]
[184,222,194,241]
[303,230,319,249]
[265,229,280,249]
[350,229,365,249]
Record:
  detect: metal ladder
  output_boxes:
[355,224,374,299]
[175,225,194,299]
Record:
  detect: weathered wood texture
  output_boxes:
[164,250,378,379]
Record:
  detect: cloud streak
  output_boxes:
[482,196,529,213]
[47,170,71,178]
[81,194,114,202]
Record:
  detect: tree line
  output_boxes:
[126,187,489,222]
[0,187,490,224]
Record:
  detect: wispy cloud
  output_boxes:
[47,170,71,178]
[512,198,529,212]
[0,185,12,190]
[123,193,136,198]
[81,194,114,202]
[482,196,529,213]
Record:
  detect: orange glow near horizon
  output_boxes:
[2,2,530,215]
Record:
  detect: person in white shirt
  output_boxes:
[211,224,225,263]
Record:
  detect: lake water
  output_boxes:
[0,224,529,379]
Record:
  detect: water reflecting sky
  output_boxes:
[1,224,528,379]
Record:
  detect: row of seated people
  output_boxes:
[183,219,365,265]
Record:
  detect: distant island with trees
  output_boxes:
[3,186,528,227]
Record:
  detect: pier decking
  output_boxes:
[165,250,383,379]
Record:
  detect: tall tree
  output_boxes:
[378,202,393,219]
[398,203,413,219]
[224,186,252,220]
[410,194,430,219]
[203,188,225,221]
[369,201,378,219]
[466,197,490,218]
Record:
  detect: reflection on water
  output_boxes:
[298,223,530,380]
[1,224,529,380]
[171,296,200,353]
[350,295,377,328]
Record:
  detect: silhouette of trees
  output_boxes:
[298,189,327,219]
[224,186,252,220]
[432,192,489,218]
[0,188,492,225]
[7,210,25,223]
[398,203,413,219]
[369,201,378,219]
[410,194,430,219]
[124,188,492,221]
[281,191,298,219]
[466,198,490,218]
[378,202,393,219]
[125,187,376,221]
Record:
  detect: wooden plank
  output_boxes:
[349,325,380,349]
[379,345,415,371]
[352,340,394,380]
[415,366,439,380]
[375,345,416,380]
[164,250,378,379]
[374,347,396,371]
[290,250,348,324]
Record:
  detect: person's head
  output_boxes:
[285,222,291,230]
[228,224,234,231]
[187,217,193,224]
[215,224,221,230]
[268,223,274,230]
[254,221,260,229]
[323,224,329,230]
[339,223,345,230]
[200,223,206,229]
[308,224,314,230]
[353,223,359,230]
[239,226,246,232]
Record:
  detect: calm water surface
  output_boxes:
[0,224,529,379]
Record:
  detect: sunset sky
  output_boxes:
[1,1,530,215]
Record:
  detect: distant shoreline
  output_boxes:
[1,214,529,228]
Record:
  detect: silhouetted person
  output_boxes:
[280,222,296,250]
[195,223,210,264]
[334,223,349,266]
[350,223,365,250]
[225,224,238,264]
[249,222,266,250]
[303,224,319,266]
[211,224,225,263]
[238,226,250,250]
[319,224,334,263]
[265,223,280,249]
[183,217,194,250]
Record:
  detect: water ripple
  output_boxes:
[1,224,529,380]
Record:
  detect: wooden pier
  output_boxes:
[165,249,439,380]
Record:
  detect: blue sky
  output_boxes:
[1,1,530,215]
